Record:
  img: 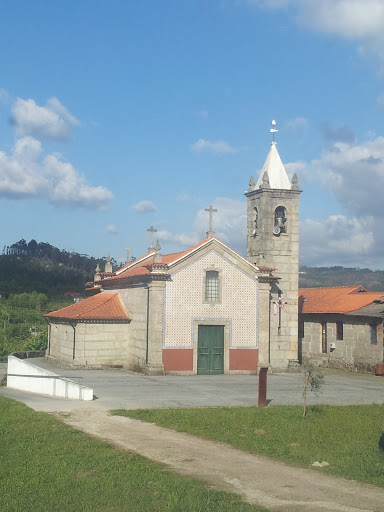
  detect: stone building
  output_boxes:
[45,237,279,374]
[45,134,302,374]
[299,286,384,371]
[245,140,301,369]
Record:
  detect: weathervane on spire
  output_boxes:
[270,119,278,142]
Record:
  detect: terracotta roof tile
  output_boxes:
[45,293,130,321]
[106,237,267,283]
[256,265,277,272]
[299,286,384,314]
[106,238,214,281]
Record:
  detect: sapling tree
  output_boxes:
[302,358,324,416]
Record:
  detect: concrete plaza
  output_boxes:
[1,358,383,413]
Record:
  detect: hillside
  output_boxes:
[299,266,384,291]
[2,239,384,297]
[0,239,119,298]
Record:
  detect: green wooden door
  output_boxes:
[197,325,224,375]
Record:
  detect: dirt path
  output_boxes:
[58,408,384,512]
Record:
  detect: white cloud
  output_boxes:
[131,200,157,213]
[247,0,384,67]
[300,215,375,266]
[296,0,384,40]
[193,198,246,252]
[308,136,384,217]
[11,97,79,141]
[0,136,113,209]
[191,138,236,154]
[157,230,199,248]
[106,224,118,234]
[153,198,246,254]
[293,135,384,266]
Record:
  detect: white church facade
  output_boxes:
[45,134,301,375]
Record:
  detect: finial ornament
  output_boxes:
[248,176,255,191]
[261,171,271,189]
[291,173,299,190]
[153,240,162,264]
[270,119,278,142]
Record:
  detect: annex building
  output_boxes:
[299,286,384,372]
[45,135,302,375]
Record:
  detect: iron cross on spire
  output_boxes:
[147,225,157,251]
[205,204,217,238]
[124,246,132,264]
[270,119,278,142]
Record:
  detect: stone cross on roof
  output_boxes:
[205,204,217,238]
[147,226,157,252]
[124,246,132,264]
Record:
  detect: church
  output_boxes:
[45,132,301,375]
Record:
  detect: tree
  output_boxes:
[24,329,48,351]
[302,358,324,416]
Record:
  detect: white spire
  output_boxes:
[254,121,291,190]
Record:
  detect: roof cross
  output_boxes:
[205,204,217,238]
[124,246,132,264]
[147,225,157,251]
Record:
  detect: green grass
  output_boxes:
[112,405,384,487]
[0,397,269,512]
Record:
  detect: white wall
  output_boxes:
[7,355,93,400]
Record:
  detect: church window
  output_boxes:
[274,206,287,234]
[205,270,219,302]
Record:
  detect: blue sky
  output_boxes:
[1,0,384,268]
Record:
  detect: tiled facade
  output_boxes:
[164,250,258,349]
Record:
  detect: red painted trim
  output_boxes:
[229,349,258,371]
[163,349,193,372]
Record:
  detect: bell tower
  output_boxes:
[245,121,301,370]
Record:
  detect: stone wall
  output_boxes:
[246,186,301,369]
[300,313,384,371]
[116,287,148,370]
[48,321,132,369]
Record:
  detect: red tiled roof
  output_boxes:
[107,237,269,283]
[106,238,214,281]
[299,286,384,314]
[44,293,130,321]
[256,265,277,272]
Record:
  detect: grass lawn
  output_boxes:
[112,404,384,488]
[0,396,269,512]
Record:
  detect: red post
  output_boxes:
[258,367,268,407]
